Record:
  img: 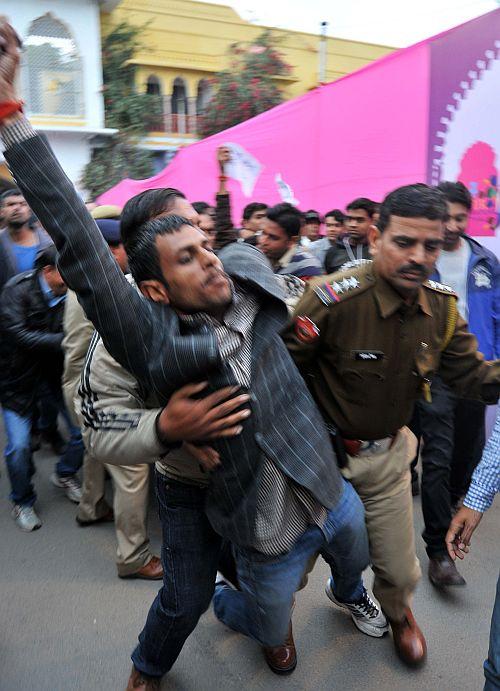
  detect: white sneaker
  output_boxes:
[12,505,42,532]
[50,473,82,503]
[325,578,389,637]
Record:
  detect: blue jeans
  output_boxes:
[2,404,83,507]
[132,474,223,677]
[484,572,500,690]
[37,382,61,434]
[213,479,368,646]
[133,475,368,678]
[53,403,84,477]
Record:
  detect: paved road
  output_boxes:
[0,427,498,691]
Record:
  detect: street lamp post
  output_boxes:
[318,20,328,85]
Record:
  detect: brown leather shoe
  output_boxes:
[125,666,160,690]
[390,608,427,667]
[428,554,466,587]
[119,556,164,581]
[76,507,114,527]
[262,622,297,675]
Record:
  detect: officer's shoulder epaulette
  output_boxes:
[312,263,373,307]
[423,279,457,297]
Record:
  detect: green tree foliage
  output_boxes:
[82,21,162,199]
[200,31,291,137]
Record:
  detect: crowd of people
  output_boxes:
[0,21,499,691]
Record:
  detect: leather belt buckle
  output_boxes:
[344,434,396,458]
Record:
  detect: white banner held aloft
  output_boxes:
[275,173,299,206]
[223,142,262,197]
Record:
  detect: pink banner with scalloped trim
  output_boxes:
[98,9,500,256]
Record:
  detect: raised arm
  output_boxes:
[214,146,239,250]
[0,22,221,393]
[0,23,154,375]
[2,118,162,371]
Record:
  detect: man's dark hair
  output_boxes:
[192,201,213,215]
[120,188,186,246]
[266,203,302,239]
[34,244,58,271]
[0,188,24,206]
[242,202,268,221]
[324,209,345,224]
[346,197,377,218]
[125,214,195,285]
[378,184,448,232]
[436,181,472,211]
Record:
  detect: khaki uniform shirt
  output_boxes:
[284,262,500,440]
[62,289,95,425]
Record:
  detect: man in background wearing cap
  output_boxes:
[301,210,322,246]
[0,244,83,531]
[62,219,163,580]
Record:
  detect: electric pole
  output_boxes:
[318,21,328,84]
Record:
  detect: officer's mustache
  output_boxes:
[397,263,427,277]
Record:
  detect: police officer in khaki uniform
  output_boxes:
[283,183,500,667]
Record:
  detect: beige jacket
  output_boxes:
[78,331,209,485]
[62,289,95,424]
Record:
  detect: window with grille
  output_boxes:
[22,14,84,117]
[146,75,161,96]
[171,77,188,115]
[196,79,213,114]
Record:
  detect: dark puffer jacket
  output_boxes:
[0,269,64,415]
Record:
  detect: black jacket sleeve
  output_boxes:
[324,246,340,274]
[3,130,221,390]
[0,280,62,353]
[214,193,239,251]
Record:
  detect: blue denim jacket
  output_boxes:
[431,236,499,360]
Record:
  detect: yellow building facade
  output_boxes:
[101,0,394,159]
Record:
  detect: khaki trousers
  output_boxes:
[341,427,421,622]
[77,451,111,522]
[78,454,152,576]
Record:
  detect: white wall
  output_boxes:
[45,133,93,196]
[2,0,105,127]
[0,131,92,192]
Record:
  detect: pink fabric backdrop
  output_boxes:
[98,44,430,223]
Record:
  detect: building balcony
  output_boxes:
[146,112,205,137]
